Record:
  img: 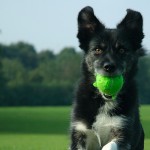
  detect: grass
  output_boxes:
[0,134,68,150]
[0,107,70,150]
[140,105,150,139]
[0,106,149,150]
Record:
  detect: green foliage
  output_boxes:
[2,58,28,86]
[137,56,150,103]
[38,50,55,63]
[0,42,37,69]
[0,47,7,101]
[0,41,150,105]
[0,42,82,105]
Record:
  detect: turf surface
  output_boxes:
[0,106,149,150]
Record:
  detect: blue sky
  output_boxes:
[0,0,150,53]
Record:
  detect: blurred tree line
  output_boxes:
[0,41,149,106]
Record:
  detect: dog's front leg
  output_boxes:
[70,129,86,150]
[70,121,88,150]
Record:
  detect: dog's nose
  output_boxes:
[103,63,116,73]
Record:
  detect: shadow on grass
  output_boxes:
[0,120,69,134]
[0,107,70,135]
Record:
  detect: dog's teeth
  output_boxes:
[104,94,112,99]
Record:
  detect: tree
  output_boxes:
[38,50,55,63]
[0,47,7,103]
[137,55,150,103]
[10,42,38,69]
[1,42,38,69]
[2,58,28,87]
[56,47,82,84]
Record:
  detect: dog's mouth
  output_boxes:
[104,94,112,99]
[102,93,113,100]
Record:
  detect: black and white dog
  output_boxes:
[70,6,145,150]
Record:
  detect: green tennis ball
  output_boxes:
[93,74,124,99]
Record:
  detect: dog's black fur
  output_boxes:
[70,6,145,150]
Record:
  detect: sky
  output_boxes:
[0,0,150,53]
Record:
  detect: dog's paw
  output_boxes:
[102,141,118,150]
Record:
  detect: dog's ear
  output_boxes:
[77,6,105,51]
[117,9,144,49]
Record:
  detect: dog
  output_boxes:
[70,6,145,150]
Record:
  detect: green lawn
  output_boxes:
[0,106,149,150]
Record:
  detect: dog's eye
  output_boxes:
[94,48,103,55]
[119,48,125,54]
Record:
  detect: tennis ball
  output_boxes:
[93,74,124,99]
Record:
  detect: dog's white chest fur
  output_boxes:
[92,112,125,146]
[91,102,126,147]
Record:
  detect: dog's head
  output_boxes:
[77,6,145,80]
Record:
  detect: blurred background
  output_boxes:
[0,0,150,106]
[0,0,150,149]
